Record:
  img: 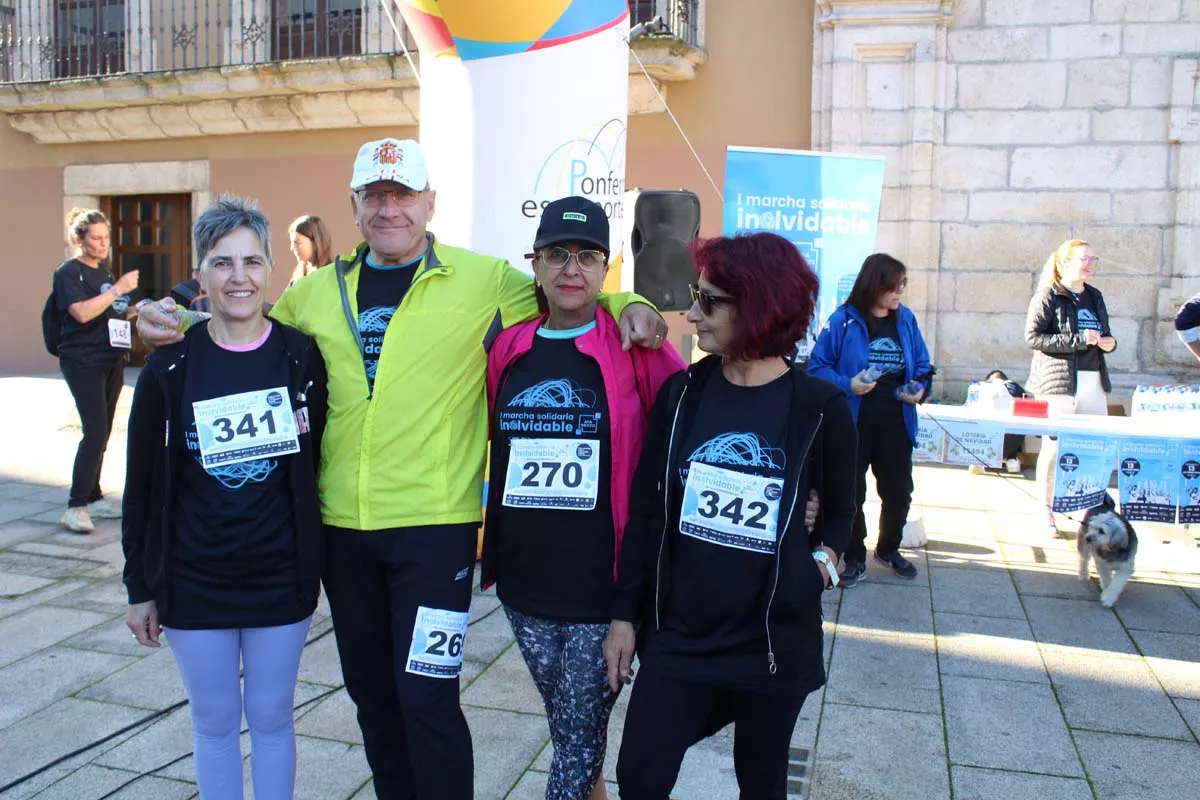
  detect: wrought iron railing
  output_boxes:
[629,0,701,49]
[0,1,703,85]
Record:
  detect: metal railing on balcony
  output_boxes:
[0,0,702,85]
[629,0,701,49]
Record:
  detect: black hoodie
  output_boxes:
[121,322,328,624]
[613,355,856,695]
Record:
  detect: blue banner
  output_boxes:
[1181,443,1200,524]
[1052,434,1117,513]
[1118,439,1181,523]
[723,147,885,355]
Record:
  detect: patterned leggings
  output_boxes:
[504,606,620,800]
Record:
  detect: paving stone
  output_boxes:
[1041,647,1191,739]
[77,647,187,710]
[0,482,43,502]
[469,593,502,623]
[1010,564,1101,601]
[1175,698,1200,740]
[295,688,362,745]
[0,646,136,731]
[94,706,195,775]
[836,582,933,636]
[935,611,1048,684]
[0,579,89,621]
[0,550,104,580]
[950,765,1093,800]
[460,644,545,716]
[0,605,113,668]
[100,776,195,799]
[812,704,950,800]
[350,779,375,799]
[41,526,121,551]
[1113,581,1200,636]
[0,698,150,789]
[0,572,55,597]
[942,674,1082,777]
[1075,730,1200,799]
[465,706,551,800]
[0,500,63,526]
[1128,629,1200,700]
[25,764,138,800]
[824,630,941,714]
[61,618,152,657]
[290,736,372,800]
[670,733,741,798]
[296,629,346,688]
[0,519,62,550]
[1022,595,1137,654]
[462,603,517,665]
[47,580,130,613]
[931,565,1024,619]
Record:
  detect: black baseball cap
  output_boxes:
[531,196,610,254]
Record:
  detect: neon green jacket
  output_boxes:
[270,237,643,531]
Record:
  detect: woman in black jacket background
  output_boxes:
[604,232,856,800]
[1024,238,1115,536]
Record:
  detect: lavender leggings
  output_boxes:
[164,617,311,800]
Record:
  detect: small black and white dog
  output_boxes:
[1077,494,1138,608]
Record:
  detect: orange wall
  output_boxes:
[0,0,814,372]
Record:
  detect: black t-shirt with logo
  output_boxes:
[493,327,614,622]
[644,370,790,684]
[53,259,139,366]
[356,254,421,394]
[1072,290,1103,373]
[859,314,906,422]
[169,327,303,629]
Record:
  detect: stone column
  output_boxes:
[812,0,956,358]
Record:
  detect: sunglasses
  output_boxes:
[689,284,737,316]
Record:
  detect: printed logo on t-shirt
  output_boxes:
[359,305,396,383]
[100,283,131,316]
[185,425,277,490]
[500,379,602,436]
[868,337,905,375]
[679,432,786,485]
[1077,308,1102,333]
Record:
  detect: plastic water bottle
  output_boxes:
[173,309,210,334]
[966,382,981,406]
[894,379,923,400]
[861,365,884,383]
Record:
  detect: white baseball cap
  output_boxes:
[350,138,429,192]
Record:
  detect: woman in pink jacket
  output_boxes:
[483,196,685,800]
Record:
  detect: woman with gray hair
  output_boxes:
[121,196,328,799]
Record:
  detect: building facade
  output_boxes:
[1,0,1197,401]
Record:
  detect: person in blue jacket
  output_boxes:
[808,253,931,586]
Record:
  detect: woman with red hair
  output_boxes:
[605,231,856,799]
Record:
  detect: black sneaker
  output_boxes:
[839,559,866,588]
[874,550,918,580]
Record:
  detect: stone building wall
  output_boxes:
[813,0,1200,401]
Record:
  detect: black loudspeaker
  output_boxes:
[623,189,701,312]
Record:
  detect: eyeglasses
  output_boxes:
[689,284,737,315]
[1079,256,1099,265]
[357,187,424,208]
[886,279,908,294]
[538,247,607,273]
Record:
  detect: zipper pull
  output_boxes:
[767,652,777,675]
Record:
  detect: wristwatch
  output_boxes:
[812,550,839,589]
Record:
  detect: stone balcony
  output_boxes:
[0,0,707,144]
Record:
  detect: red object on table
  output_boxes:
[1012,397,1049,418]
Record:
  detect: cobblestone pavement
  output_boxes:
[1,373,1197,799]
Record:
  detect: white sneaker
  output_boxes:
[89,500,121,519]
[61,507,95,533]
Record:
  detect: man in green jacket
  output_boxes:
[138,138,666,799]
